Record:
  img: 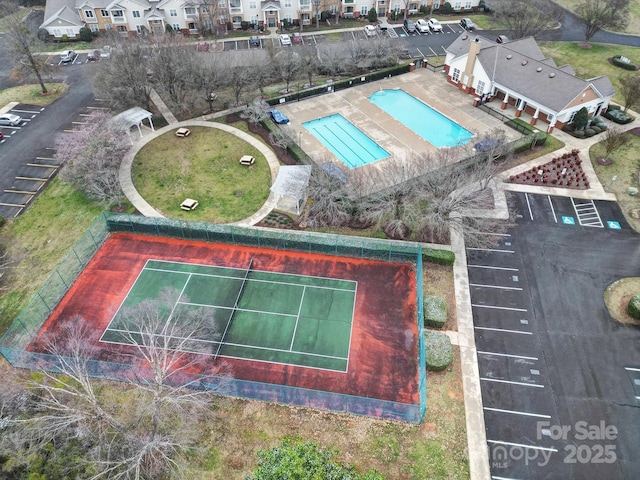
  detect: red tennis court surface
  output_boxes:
[30,233,419,405]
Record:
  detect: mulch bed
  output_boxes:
[507,149,590,189]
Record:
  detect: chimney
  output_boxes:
[462,37,481,92]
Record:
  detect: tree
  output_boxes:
[2,0,55,94]
[274,48,301,94]
[488,0,561,39]
[618,73,640,113]
[599,126,631,164]
[298,43,318,87]
[268,124,297,149]
[575,0,630,44]
[572,106,589,130]
[54,111,130,207]
[241,98,271,125]
[368,6,377,23]
[249,440,384,480]
[306,164,354,228]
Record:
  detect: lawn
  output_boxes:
[0,83,69,107]
[552,0,640,34]
[131,126,271,222]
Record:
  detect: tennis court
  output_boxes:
[101,259,356,371]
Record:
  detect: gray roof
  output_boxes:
[42,0,84,28]
[448,34,615,113]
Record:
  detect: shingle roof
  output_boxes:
[41,3,84,28]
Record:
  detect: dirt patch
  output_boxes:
[603,277,640,326]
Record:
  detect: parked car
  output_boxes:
[270,109,290,125]
[415,19,430,33]
[377,20,390,33]
[427,18,443,32]
[100,46,112,58]
[364,24,377,36]
[460,18,476,30]
[0,113,22,127]
[279,34,291,46]
[496,35,510,44]
[403,19,416,33]
[250,35,261,47]
[87,50,100,62]
[292,32,303,44]
[60,50,77,63]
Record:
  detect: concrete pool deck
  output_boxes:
[278,68,520,175]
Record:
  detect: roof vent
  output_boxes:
[549,72,556,78]
[462,34,468,40]
[536,67,543,72]
[521,60,528,66]
[506,54,512,60]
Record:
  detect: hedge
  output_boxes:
[425,330,453,372]
[612,55,638,71]
[424,296,447,328]
[423,248,455,265]
[628,294,640,320]
[603,108,635,124]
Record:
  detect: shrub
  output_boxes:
[37,28,50,42]
[573,130,586,138]
[628,294,640,320]
[424,296,447,328]
[368,7,377,23]
[165,24,174,32]
[440,1,454,14]
[423,248,455,265]
[425,330,453,371]
[584,128,596,137]
[591,125,602,134]
[612,55,638,71]
[79,27,93,42]
[61,34,68,42]
[603,108,635,124]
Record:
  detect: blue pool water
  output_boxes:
[369,89,473,148]
[303,114,390,169]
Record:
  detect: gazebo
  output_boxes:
[269,165,312,214]
[110,107,154,142]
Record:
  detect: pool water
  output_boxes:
[303,114,390,169]
[369,89,473,148]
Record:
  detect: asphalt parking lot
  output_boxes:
[468,192,640,479]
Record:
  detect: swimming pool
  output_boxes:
[303,114,390,169]
[369,89,473,148]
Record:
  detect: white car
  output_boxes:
[0,113,23,126]
[279,34,291,46]
[364,24,377,37]
[415,19,430,33]
[427,18,443,32]
[60,50,77,63]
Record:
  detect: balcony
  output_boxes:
[111,16,127,23]
[229,6,243,13]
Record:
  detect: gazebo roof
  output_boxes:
[110,107,153,131]
[270,165,312,202]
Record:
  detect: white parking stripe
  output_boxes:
[470,284,523,291]
[11,109,40,114]
[525,193,533,220]
[547,195,557,223]
[487,440,556,451]
[468,265,519,271]
[467,248,515,253]
[483,407,551,418]
[625,367,640,371]
[475,326,532,335]
[478,351,538,360]
[472,304,528,312]
[481,378,544,388]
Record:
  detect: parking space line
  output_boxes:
[481,378,543,388]
[472,304,528,312]
[36,157,56,161]
[27,163,58,168]
[525,193,533,220]
[0,202,26,207]
[625,367,640,372]
[483,407,551,419]
[491,476,523,480]
[467,247,514,253]
[478,351,538,360]
[11,109,40,114]
[16,176,47,181]
[468,265,519,271]
[475,326,532,335]
[87,106,110,110]
[4,190,37,195]
[470,284,523,291]
[547,195,557,223]
[487,440,556,452]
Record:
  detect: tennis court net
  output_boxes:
[213,257,254,360]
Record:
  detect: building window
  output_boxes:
[285,0,292,6]
[185,7,196,15]
[105,23,112,29]
[452,68,461,83]
[133,10,140,17]
[330,4,337,13]
[90,24,99,32]
[100,9,109,16]
[112,10,124,17]
[53,28,62,36]
[251,14,259,23]
[433,0,439,8]
[170,9,177,16]
[465,1,471,8]
[453,1,461,9]
[569,110,577,123]
[188,22,196,29]
[172,23,180,30]
[285,13,293,22]
[218,0,226,7]
[202,6,209,12]
[476,80,485,95]
[117,25,127,31]
[84,10,94,18]
[66,28,75,36]
[361,5,368,14]
[249,0,256,8]
[394,3,400,13]
[136,24,143,33]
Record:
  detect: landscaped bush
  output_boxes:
[423,248,455,265]
[79,27,93,42]
[628,294,640,320]
[425,330,453,372]
[585,128,596,137]
[612,55,638,71]
[573,130,586,138]
[424,296,447,328]
[603,108,635,124]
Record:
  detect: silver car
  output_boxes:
[0,113,23,126]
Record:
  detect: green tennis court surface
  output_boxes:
[100,259,357,371]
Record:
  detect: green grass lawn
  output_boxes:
[132,126,271,222]
[0,83,69,107]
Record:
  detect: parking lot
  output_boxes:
[468,192,640,479]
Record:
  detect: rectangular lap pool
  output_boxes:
[303,113,390,169]
[369,89,473,148]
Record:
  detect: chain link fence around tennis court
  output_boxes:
[0,213,427,423]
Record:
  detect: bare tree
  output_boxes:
[274,48,301,93]
[268,124,297,149]
[299,44,319,87]
[599,126,631,164]
[318,41,347,81]
[54,111,130,207]
[576,0,630,44]
[306,164,355,227]
[241,98,271,124]
[1,0,55,94]
[488,0,561,39]
[618,73,640,113]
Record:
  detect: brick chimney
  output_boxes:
[462,37,482,93]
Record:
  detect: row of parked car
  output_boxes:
[402,17,476,33]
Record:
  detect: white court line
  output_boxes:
[625,367,640,372]
[472,304,528,312]
[467,248,515,253]
[468,265,519,271]
[478,351,538,361]
[525,193,533,220]
[481,378,544,388]
[487,439,557,452]
[475,326,532,335]
[547,195,557,223]
[470,283,523,291]
[484,407,550,418]
[289,286,306,350]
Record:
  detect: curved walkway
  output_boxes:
[119,120,281,226]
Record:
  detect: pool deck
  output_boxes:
[279,68,520,180]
